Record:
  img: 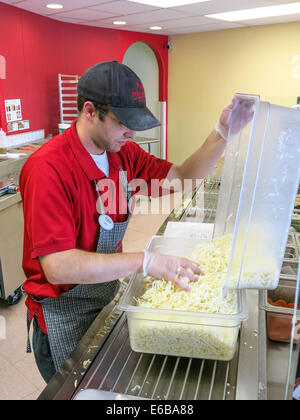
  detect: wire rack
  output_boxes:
[72,313,238,401]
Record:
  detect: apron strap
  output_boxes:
[26,295,41,354]
[119,166,133,214]
[26,309,32,353]
[119,166,132,201]
[94,167,132,217]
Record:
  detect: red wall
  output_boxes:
[0,2,168,137]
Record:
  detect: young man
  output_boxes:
[20,60,253,383]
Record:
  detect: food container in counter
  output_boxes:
[284,245,298,260]
[295,193,300,210]
[280,259,298,279]
[287,233,296,246]
[262,278,300,344]
[295,233,300,250]
[292,210,300,233]
[119,236,248,362]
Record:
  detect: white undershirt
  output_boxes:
[90,152,109,177]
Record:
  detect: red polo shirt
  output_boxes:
[20,121,172,333]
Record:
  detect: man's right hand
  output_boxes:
[142,251,204,292]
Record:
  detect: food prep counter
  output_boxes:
[0,140,46,302]
[37,182,300,400]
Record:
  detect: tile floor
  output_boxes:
[0,194,178,400]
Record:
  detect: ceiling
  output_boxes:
[2,0,300,35]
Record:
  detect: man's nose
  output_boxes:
[125,129,136,140]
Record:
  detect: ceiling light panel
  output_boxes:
[163,21,245,34]
[46,4,63,9]
[128,0,210,8]
[170,0,291,15]
[206,2,300,22]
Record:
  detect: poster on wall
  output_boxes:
[5,99,22,122]
[4,99,30,132]
[7,120,30,132]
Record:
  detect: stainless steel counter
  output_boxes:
[38,289,262,400]
[37,284,298,401]
[37,185,299,401]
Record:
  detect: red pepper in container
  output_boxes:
[267,296,300,344]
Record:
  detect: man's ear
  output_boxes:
[83,101,96,121]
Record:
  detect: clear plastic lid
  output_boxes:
[215,94,300,289]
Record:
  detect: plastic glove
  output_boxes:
[215,94,255,142]
[142,250,204,292]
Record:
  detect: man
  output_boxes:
[20,61,253,383]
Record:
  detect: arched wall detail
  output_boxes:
[118,35,168,103]
[120,40,168,160]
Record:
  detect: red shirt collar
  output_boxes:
[66,120,122,180]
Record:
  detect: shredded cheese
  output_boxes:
[136,273,236,315]
[187,233,279,289]
[130,319,238,361]
[131,233,278,360]
[132,235,238,360]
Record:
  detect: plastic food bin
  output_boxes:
[280,259,299,279]
[262,277,300,343]
[119,236,248,361]
[214,94,300,290]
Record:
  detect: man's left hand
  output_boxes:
[216,94,255,142]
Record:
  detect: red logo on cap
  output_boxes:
[131,83,145,103]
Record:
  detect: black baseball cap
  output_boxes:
[77,61,161,132]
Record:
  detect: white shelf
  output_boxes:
[58,73,79,124]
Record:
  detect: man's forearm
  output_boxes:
[39,249,144,285]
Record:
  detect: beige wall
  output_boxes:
[168,22,300,167]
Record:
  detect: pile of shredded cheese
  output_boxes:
[129,319,238,361]
[187,233,279,289]
[132,235,238,360]
[136,273,237,315]
[136,235,237,315]
[131,234,278,360]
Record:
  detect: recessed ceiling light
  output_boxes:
[206,2,300,21]
[46,3,63,9]
[150,26,162,30]
[128,0,210,8]
[113,21,127,25]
